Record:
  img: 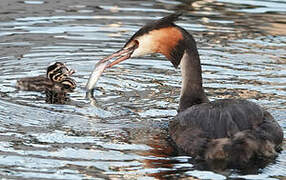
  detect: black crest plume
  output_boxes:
[124,13,182,46]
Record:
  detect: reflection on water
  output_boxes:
[0,0,285,179]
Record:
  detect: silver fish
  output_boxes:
[86,60,111,91]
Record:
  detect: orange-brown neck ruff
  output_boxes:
[149,27,183,60]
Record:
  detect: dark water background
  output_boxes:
[0,0,285,179]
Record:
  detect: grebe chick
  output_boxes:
[45,77,76,104]
[16,62,76,92]
[17,62,76,104]
[87,13,283,168]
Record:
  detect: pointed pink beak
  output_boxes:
[86,42,138,92]
[97,43,138,68]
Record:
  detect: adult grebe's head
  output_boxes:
[96,13,189,69]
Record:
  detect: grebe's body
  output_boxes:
[17,76,76,92]
[87,14,283,167]
[169,99,282,167]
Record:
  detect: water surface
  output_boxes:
[0,0,285,179]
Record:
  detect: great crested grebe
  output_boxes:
[17,62,76,103]
[87,14,283,167]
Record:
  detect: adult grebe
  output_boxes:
[87,14,283,167]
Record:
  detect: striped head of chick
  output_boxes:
[60,77,77,92]
[46,62,75,82]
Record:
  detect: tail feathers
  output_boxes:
[205,130,278,167]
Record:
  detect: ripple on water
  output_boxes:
[0,0,285,179]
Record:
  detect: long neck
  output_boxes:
[179,46,209,112]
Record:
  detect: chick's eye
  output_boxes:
[63,84,71,89]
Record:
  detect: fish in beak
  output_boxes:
[86,43,138,91]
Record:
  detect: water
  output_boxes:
[0,0,285,179]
